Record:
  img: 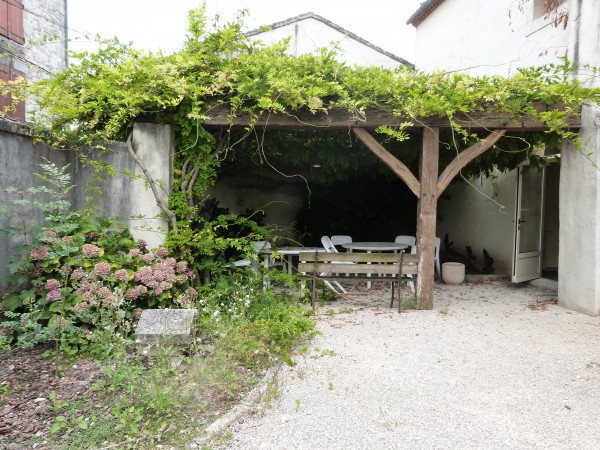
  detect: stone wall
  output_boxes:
[0,0,68,114]
[23,0,68,78]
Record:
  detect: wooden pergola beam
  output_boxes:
[437,130,507,195]
[203,104,581,131]
[352,127,421,198]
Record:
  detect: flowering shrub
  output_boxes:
[0,162,198,349]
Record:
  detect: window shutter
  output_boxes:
[10,66,24,120]
[0,0,9,38]
[7,0,23,44]
[0,64,25,121]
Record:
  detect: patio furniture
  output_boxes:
[394,235,416,251]
[342,241,408,288]
[320,236,348,294]
[330,235,352,250]
[276,246,324,275]
[395,235,416,293]
[298,250,418,312]
[435,236,441,279]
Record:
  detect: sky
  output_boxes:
[67,0,423,63]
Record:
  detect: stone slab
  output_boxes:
[135,309,198,347]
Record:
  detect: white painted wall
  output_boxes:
[558,0,600,315]
[437,170,517,275]
[249,17,405,68]
[414,0,570,75]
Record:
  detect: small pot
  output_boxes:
[442,262,465,285]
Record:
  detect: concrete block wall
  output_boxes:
[0,121,173,294]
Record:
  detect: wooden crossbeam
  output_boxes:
[203,104,581,131]
[437,130,507,195]
[352,127,421,198]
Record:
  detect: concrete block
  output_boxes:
[135,309,198,348]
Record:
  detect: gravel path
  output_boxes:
[216,279,600,450]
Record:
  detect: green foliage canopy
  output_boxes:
[22,8,599,157]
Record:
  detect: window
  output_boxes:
[0,64,25,121]
[0,0,24,44]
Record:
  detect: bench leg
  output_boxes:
[311,276,317,311]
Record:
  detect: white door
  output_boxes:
[512,166,545,282]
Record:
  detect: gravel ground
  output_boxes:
[215,278,600,450]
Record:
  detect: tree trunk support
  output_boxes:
[416,127,440,309]
[352,127,507,309]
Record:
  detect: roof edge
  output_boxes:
[406,0,446,27]
[245,12,412,66]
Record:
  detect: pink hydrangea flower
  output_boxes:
[114,269,129,281]
[44,279,61,290]
[141,253,155,264]
[175,261,188,274]
[71,268,86,281]
[129,248,140,258]
[46,290,61,302]
[94,262,112,277]
[30,246,49,261]
[156,247,168,258]
[43,230,58,239]
[82,244,101,258]
[73,301,89,312]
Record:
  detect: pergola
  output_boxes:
[204,104,581,308]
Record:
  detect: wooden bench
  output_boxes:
[298,251,418,312]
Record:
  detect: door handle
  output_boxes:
[518,219,527,224]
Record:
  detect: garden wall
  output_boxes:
[0,120,173,293]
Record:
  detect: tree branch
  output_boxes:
[126,132,178,233]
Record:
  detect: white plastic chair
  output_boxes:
[330,235,352,251]
[320,236,347,294]
[394,235,416,253]
[395,235,416,293]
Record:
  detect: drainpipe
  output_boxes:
[64,0,68,67]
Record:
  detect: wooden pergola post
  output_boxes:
[416,127,440,309]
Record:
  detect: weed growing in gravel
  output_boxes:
[320,349,336,357]
[400,295,424,310]
[260,371,283,415]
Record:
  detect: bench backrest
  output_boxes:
[298,251,418,276]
